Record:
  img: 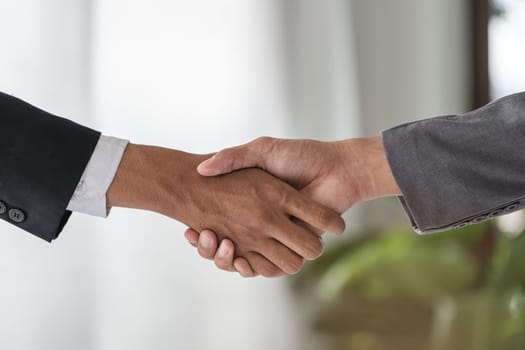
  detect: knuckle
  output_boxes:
[254,213,282,235]
[212,150,229,163]
[255,210,274,226]
[278,189,293,207]
[243,231,264,251]
[253,136,273,147]
[257,182,282,201]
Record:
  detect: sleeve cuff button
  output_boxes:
[472,215,487,223]
[504,203,520,212]
[8,208,26,223]
[455,222,470,229]
[488,209,503,217]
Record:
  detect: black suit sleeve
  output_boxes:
[0,92,101,242]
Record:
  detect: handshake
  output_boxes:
[107,136,401,278]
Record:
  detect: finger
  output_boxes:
[245,251,286,278]
[197,137,273,176]
[259,239,305,275]
[301,181,351,214]
[184,228,200,247]
[291,216,324,236]
[214,239,236,272]
[286,192,346,235]
[233,257,257,278]
[294,184,331,235]
[271,220,325,261]
[197,230,219,260]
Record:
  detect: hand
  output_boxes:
[107,144,345,277]
[185,136,400,276]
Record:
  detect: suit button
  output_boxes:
[472,215,487,224]
[488,209,504,218]
[455,222,470,229]
[8,208,25,223]
[0,201,6,214]
[504,203,520,212]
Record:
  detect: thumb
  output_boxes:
[197,139,269,176]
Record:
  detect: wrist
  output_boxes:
[107,143,159,212]
[107,144,199,217]
[336,136,401,202]
[107,144,215,224]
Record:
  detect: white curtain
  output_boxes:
[89,1,359,349]
[90,1,298,349]
[0,1,94,350]
[0,1,360,349]
[0,0,472,349]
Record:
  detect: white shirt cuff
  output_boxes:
[66,135,129,217]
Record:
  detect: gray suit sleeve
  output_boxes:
[381,92,525,234]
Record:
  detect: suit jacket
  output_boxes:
[0,92,100,241]
[382,92,525,233]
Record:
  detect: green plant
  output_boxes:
[293,222,525,350]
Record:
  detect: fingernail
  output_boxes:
[217,243,229,257]
[200,235,211,248]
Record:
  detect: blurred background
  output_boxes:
[0,0,524,349]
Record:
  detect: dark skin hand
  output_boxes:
[107,144,345,277]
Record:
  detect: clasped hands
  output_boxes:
[183,136,401,277]
[107,136,399,278]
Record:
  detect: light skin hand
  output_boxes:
[185,136,401,276]
[107,143,345,277]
